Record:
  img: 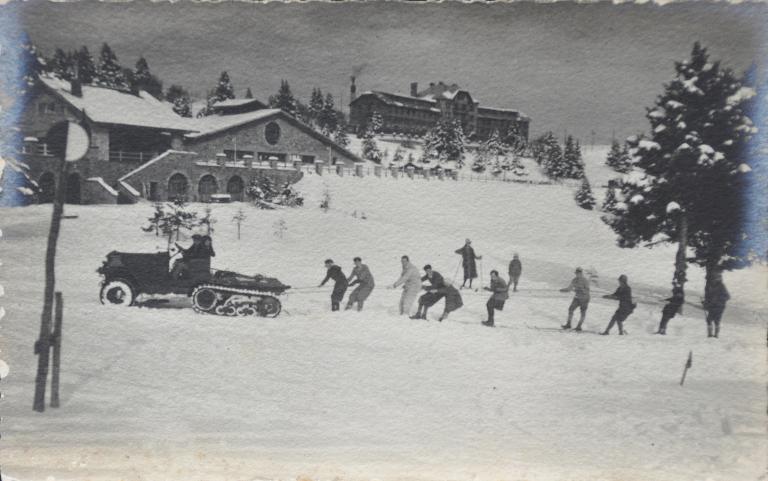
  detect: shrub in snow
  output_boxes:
[423,119,467,167]
[320,188,331,212]
[273,219,287,239]
[574,178,596,210]
[333,124,350,148]
[232,208,246,240]
[602,41,763,295]
[246,177,304,209]
[146,199,199,247]
[605,140,632,173]
[199,207,216,235]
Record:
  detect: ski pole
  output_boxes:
[452,259,461,284]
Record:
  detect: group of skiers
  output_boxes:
[316,238,731,339]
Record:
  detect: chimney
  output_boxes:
[410,82,418,97]
[350,76,357,102]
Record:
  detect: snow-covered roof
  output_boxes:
[39,76,195,132]
[212,98,264,108]
[185,109,282,139]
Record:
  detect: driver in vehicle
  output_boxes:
[171,234,204,279]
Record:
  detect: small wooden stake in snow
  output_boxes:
[680,350,693,386]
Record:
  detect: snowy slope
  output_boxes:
[0,174,765,481]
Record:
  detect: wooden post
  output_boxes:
[34,157,67,412]
[50,292,63,408]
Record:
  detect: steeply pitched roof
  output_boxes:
[212,98,266,108]
[39,75,196,132]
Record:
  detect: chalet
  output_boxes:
[348,79,530,141]
[19,75,362,204]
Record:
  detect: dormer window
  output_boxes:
[37,102,56,115]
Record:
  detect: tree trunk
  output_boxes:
[33,159,68,412]
[671,214,688,304]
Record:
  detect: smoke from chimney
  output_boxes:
[350,76,357,102]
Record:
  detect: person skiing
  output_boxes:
[392,255,421,316]
[455,239,482,289]
[170,234,203,279]
[345,257,375,311]
[655,286,684,335]
[560,267,591,331]
[411,265,445,320]
[435,279,464,322]
[600,275,636,335]
[319,259,348,311]
[508,253,522,292]
[703,272,730,338]
[482,270,509,327]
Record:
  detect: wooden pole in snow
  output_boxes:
[50,291,63,408]
[680,350,693,386]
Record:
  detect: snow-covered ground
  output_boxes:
[1,170,765,481]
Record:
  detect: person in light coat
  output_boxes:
[560,267,591,331]
[346,257,375,311]
[393,255,422,316]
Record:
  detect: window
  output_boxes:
[258,152,286,162]
[37,102,56,115]
[223,149,254,161]
[301,155,315,164]
[265,122,281,145]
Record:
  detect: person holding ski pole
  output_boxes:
[482,270,509,327]
[703,271,730,339]
[508,253,522,292]
[392,255,421,316]
[655,286,684,335]
[345,257,375,311]
[411,264,445,320]
[600,275,636,335]
[319,259,348,312]
[560,267,590,331]
[455,239,482,289]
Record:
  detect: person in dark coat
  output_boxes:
[455,239,482,289]
[436,280,464,322]
[560,267,591,331]
[319,259,348,311]
[345,257,375,311]
[482,270,509,327]
[601,275,636,335]
[655,286,684,335]
[171,234,203,279]
[703,272,730,338]
[508,253,522,292]
[411,265,446,320]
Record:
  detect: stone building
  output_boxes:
[348,79,530,141]
[18,75,361,204]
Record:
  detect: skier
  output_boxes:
[655,286,684,335]
[345,257,375,311]
[170,234,204,279]
[434,279,464,322]
[411,265,445,320]
[392,255,421,316]
[560,267,590,331]
[600,275,636,335]
[455,239,482,289]
[703,272,730,338]
[482,270,509,327]
[508,253,522,292]
[319,259,348,311]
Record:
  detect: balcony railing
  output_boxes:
[109,151,158,163]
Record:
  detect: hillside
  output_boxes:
[0,172,765,481]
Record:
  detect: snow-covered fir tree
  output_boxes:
[309,88,324,125]
[368,111,383,135]
[132,57,163,98]
[605,139,633,173]
[214,71,235,101]
[165,84,192,117]
[502,123,527,156]
[473,130,505,172]
[319,93,338,132]
[560,135,586,179]
[95,43,127,89]
[361,113,382,163]
[272,79,296,116]
[534,132,565,178]
[73,46,96,84]
[602,42,761,293]
[333,124,350,147]
[392,146,404,165]
[423,119,467,167]
[51,48,73,80]
[244,87,253,99]
[574,177,596,210]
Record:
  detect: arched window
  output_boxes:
[265,121,281,145]
[168,173,189,201]
[198,174,218,202]
[226,175,245,202]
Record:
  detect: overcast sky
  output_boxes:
[15,1,768,143]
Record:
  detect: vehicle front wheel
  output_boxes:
[100,279,136,306]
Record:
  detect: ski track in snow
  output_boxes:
[0,156,766,481]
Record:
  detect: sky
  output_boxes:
[12,1,768,143]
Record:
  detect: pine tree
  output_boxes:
[214,71,235,101]
[95,43,127,89]
[423,119,467,167]
[602,42,761,300]
[309,88,324,125]
[165,84,192,117]
[605,139,632,173]
[320,93,338,132]
[561,135,585,179]
[502,123,527,155]
[361,113,382,163]
[73,46,96,84]
[51,48,73,80]
[536,132,564,178]
[575,177,596,210]
[369,111,383,135]
[272,79,296,115]
[132,57,163,97]
[333,124,350,147]
[245,87,253,99]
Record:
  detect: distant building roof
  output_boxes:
[38,75,196,132]
[185,109,283,139]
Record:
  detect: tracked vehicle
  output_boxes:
[97,251,290,317]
